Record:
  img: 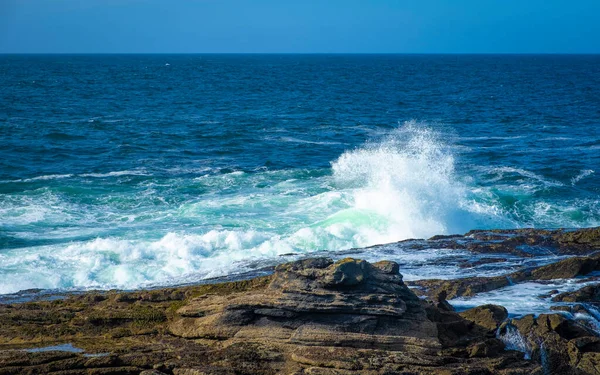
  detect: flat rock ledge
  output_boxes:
[3,227,600,374]
[0,257,543,375]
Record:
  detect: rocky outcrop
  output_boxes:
[422,227,600,258]
[0,258,539,375]
[462,227,600,256]
[500,313,600,374]
[552,284,600,303]
[460,304,508,332]
[409,253,600,300]
[2,226,600,374]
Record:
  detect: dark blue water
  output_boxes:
[1,54,599,294]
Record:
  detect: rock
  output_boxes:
[538,289,559,299]
[531,256,600,280]
[503,313,600,374]
[460,304,508,332]
[371,260,400,275]
[553,227,600,250]
[408,274,515,300]
[463,227,600,256]
[435,290,454,312]
[409,255,600,301]
[467,338,505,357]
[0,257,541,374]
[169,257,435,350]
[552,284,600,302]
[321,258,369,287]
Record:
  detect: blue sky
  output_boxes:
[1,0,598,53]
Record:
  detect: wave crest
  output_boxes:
[330,121,489,241]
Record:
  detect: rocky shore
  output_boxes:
[1,227,600,374]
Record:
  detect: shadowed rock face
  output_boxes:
[499,313,600,375]
[0,257,540,375]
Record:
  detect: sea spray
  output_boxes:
[330,121,499,241]
[0,121,598,294]
[497,324,532,360]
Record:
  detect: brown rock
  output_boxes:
[531,256,600,280]
[552,284,600,303]
[409,255,600,301]
[504,312,600,375]
[460,304,508,332]
[0,258,545,375]
[140,370,169,375]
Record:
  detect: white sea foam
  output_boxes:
[460,135,526,141]
[451,279,600,316]
[498,325,532,359]
[330,121,503,241]
[571,169,594,185]
[79,170,149,178]
[277,136,343,145]
[0,122,518,293]
[483,166,564,187]
[1,122,599,295]
[0,230,298,294]
[22,174,74,182]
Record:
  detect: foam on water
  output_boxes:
[1,122,599,294]
[78,169,150,178]
[571,169,595,186]
[498,325,532,359]
[451,279,600,316]
[330,123,507,241]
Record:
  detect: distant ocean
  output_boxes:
[1,54,599,295]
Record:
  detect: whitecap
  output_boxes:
[571,169,595,185]
[79,170,149,178]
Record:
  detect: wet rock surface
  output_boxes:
[0,257,538,375]
[1,227,600,374]
[408,253,600,300]
[499,313,600,375]
[552,284,600,303]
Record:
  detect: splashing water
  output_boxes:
[498,325,532,360]
[330,123,501,241]
[0,121,598,294]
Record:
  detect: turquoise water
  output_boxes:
[1,54,599,294]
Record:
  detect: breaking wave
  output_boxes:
[1,122,599,294]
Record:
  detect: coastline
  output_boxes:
[1,227,599,374]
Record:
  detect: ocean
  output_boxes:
[1,54,599,299]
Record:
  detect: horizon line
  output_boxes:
[1,52,600,56]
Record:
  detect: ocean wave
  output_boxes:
[0,230,306,294]
[0,174,74,183]
[25,174,74,182]
[79,170,150,178]
[571,169,595,185]
[480,166,565,188]
[1,122,600,294]
[330,121,507,240]
[459,135,526,141]
[276,136,344,145]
